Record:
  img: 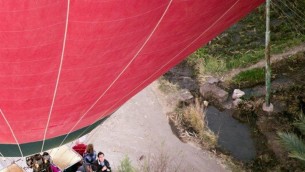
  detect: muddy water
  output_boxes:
[205,106,256,162]
[242,76,295,98]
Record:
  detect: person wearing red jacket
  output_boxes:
[73,140,87,156]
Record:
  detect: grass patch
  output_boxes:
[232,68,265,88]
[117,155,136,172]
[271,37,305,54]
[187,0,305,76]
[226,50,264,69]
[203,56,227,74]
[175,99,217,148]
[158,77,179,94]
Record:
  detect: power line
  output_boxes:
[272,0,305,32]
[271,1,304,34]
[279,0,305,23]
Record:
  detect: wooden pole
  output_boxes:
[264,0,273,111]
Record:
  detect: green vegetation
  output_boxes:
[117,147,182,172]
[278,112,305,162]
[232,68,265,88]
[158,76,179,94]
[117,155,136,172]
[175,99,217,148]
[203,56,227,74]
[189,0,305,75]
[278,132,305,161]
[161,0,305,171]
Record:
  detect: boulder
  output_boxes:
[203,100,209,107]
[200,83,228,103]
[178,76,198,91]
[232,89,245,99]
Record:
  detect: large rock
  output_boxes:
[178,76,198,91]
[178,89,194,103]
[232,89,245,99]
[200,83,228,103]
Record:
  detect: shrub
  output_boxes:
[278,112,305,162]
[177,99,217,147]
[117,155,136,172]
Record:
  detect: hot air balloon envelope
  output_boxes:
[0,0,264,157]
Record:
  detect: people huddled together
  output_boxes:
[64,143,111,172]
[26,143,111,172]
[26,152,61,172]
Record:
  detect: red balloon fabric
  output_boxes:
[0,0,264,156]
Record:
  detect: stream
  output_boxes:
[205,106,256,162]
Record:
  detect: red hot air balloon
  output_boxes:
[0,0,264,157]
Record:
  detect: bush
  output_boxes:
[117,155,136,172]
[177,99,217,148]
[278,112,305,162]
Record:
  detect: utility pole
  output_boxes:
[263,0,273,112]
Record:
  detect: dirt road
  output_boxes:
[86,81,228,172]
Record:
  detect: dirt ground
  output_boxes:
[85,81,228,172]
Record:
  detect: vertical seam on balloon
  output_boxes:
[0,109,23,157]
[58,0,173,146]
[41,0,70,153]
[93,0,242,122]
